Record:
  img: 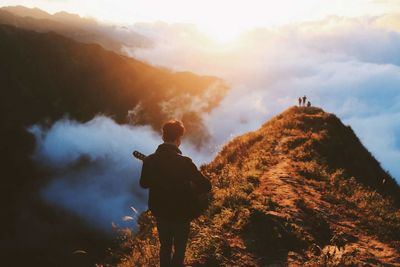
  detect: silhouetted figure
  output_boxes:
[298,97,302,107]
[140,120,211,267]
[307,101,311,107]
[302,95,307,106]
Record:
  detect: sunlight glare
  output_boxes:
[1,0,400,44]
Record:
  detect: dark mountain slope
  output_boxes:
[0,24,226,266]
[0,24,226,135]
[2,5,52,20]
[110,107,400,266]
[0,6,150,52]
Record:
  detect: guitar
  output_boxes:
[132,150,146,161]
[132,150,210,218]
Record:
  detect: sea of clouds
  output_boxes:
[30,14,400,232]
[29,117,212,231]
[127,15,400,176]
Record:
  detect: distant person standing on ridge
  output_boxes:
[302,95,307,106]
[307,101,311,107]
[298,97,302,107]
[140,120,212,267]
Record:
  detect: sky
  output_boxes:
[125,14,400,179]
[3,0,400,231]
[1,0,400,41]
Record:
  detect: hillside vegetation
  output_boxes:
[107,107,400,266]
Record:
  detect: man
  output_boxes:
[140,120,212,267]
[302,95,307,106]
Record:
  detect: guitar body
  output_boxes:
[192,192,211,217]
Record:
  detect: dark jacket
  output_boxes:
[140,143,212,221]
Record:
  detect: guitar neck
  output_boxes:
[132,150,146,161]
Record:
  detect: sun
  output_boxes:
[198,23,245,44]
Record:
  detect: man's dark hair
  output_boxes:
[162,120,185,142]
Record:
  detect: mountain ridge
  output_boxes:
[107,106,400,266]
[0,24,227,133]
[0,5,150,53]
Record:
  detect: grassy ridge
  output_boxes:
[105,107,400,266]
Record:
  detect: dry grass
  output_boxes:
[102,106,400,267]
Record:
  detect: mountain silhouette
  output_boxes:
[108,107,400,266]
[0,24,227,266]
[0,5,151,53]
[0,24,226,140]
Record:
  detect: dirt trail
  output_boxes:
[256,157,400,266]
[258,158,322,215]
[259,160,299,211]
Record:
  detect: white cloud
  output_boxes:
[29,14,400,231]
[29,116,214,231]
[29,117,160,230]
[127,15,400,180]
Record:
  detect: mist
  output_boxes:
[127,14,400,180]
[29,116,215,232]
[29,14,400,233]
